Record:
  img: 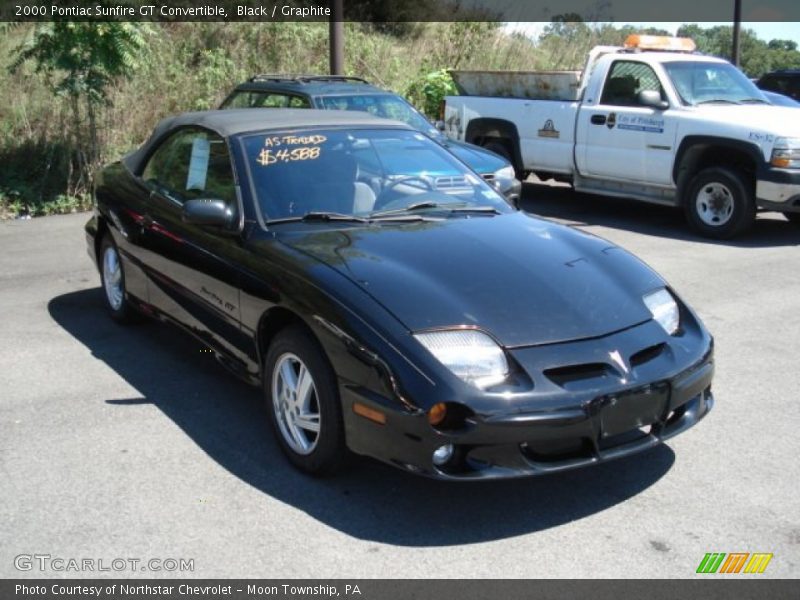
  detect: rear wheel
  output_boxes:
[684,167,755,239]
[783,212,800,226]
[264,325,345,475]
[99,234,136,324]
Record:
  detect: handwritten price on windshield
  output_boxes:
[256,146,321,166]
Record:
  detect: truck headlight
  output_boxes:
[414,329,509,389]
[643,288,680,335]
[771,137,800,169]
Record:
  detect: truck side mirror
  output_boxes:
[638,90,669,110]
[434,120,446,132]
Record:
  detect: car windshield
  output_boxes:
[240,128,510,223]
[316,94,437,135]
[663,61,768,106]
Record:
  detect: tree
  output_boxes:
[768,40,797,52]
[10,21,147,194]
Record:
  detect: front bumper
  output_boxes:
[756,167,800,213]
[343,319,714,480]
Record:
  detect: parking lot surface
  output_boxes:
[2,182,799,578]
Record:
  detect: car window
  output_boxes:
[759,75,781,92]
[316,94,435,133]
[288,96,309,108]
[601,61,665,106]
[142,129,236,206]
[761,75,800,100]
[223,91,311,109]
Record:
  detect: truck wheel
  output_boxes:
[783,212,800,226]
[684,167,755,239]
[483,140,522,179]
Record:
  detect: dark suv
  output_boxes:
[220,75,521,203]
[757,70,800,103]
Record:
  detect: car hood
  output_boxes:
[437,137,508,175]
[277,213,663,347]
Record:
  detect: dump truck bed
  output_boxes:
[449,70,582,101]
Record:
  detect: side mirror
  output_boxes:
[638,90,669,110]
[182,198,233,228]
[434,120,446,132]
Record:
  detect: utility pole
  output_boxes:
[329,0,344,75]
[732,0,742,66]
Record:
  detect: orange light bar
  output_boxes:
[624,34,696,53]
[353,402,387,425]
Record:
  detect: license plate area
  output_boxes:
[601,382,669,438]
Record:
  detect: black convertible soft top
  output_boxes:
[122,108,410,173]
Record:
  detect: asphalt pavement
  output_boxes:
[1,183,798,578]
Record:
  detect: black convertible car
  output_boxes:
[86,109,714,480]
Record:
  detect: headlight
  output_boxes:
[414,329,509,389]
[643,288,680,335]
[770,137,800,169]
[492,165,516,187]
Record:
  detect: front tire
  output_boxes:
[263,325,345,476]
[99,234,136,324]
[684,167,755,239]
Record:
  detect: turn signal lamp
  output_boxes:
[353,402,387,425]
[428,402,448,426]
[624,35,696,53]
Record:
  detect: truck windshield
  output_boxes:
[663,61,768,106]
[240,128,510,223]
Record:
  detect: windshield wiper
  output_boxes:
[371,202,501,219]
[448,205,502,215]
[269,211,369,224]
[740,98,769,104]
[695,99,740,105]
[370,201,465,218]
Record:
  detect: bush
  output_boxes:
[405,69,457,119]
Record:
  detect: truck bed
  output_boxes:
[450,70,582,101]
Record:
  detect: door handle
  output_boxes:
[591,114,607,125]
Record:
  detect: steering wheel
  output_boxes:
[374,176,436,210]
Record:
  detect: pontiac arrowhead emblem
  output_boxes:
[609,350,629,376]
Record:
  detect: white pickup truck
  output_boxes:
[444,35,800,238]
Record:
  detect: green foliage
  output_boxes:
[8,19,149,201]
[0,186,90,219]
[677,24,800,76]
[10,20,147,105]
[405,69,457,118]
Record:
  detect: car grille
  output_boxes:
[434,175,471,194]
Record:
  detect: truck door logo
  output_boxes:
[537,119,560,139]
[606,112,617,129]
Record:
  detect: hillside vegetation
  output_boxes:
[1,21,798,218]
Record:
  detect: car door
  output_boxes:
[137,127,251,366]
[578,59,678,185]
